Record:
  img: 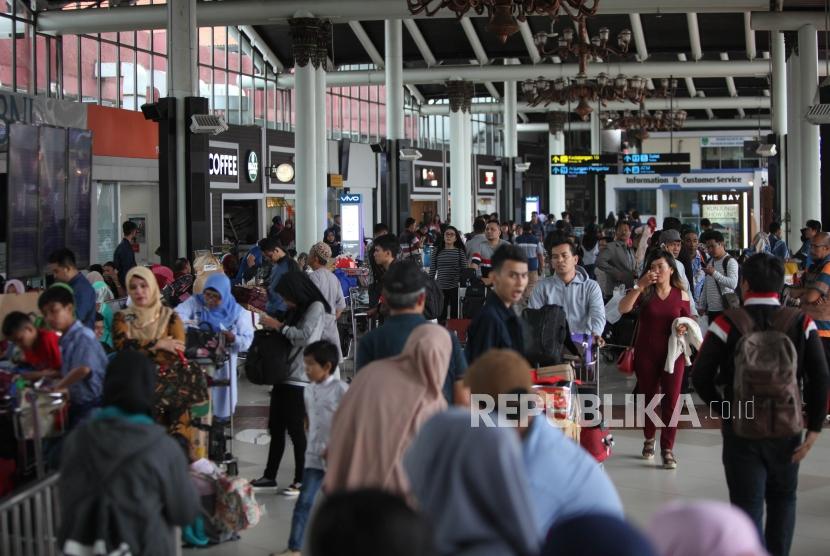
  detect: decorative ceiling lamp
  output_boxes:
[406,0,599,44]
[534,17,631,74]
[521,73,649,120]
[603,105,688,138]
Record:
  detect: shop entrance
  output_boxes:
[223,199,260,246]
[410,200,439,227]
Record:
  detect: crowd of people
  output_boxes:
[0,208,827,556]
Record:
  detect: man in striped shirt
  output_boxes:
[514,222,545,304]
[469,220,509,284]
[699,231,739,322]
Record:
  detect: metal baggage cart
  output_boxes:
[339,285,373,382]
[0,388,67,480]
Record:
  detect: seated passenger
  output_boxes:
[324,325,451,496]
[1,311,62,378]
[528,238,606,342]
[39,286,107,429]
[543,514,657,556]
[309,489,435,556]
[404,407,540,556]
[465,350,623,537]
[59,351,201,556]
[646,500,768,556]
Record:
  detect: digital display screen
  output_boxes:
[339,196,363,258]
[524,197,539,223]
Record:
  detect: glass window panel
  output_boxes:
[378,103,386,139]
[35,34,47,95]
[212,27,226,67]
[368,102,377,141]
[151,54,166,101]
[101,31,117,44]
[212,68,228,118]
[61,35,80,100]
[135,48,152,105]
[80,36,98,102]
[13,21,31,92]
[136,29,152,52]
[254,76,266,125]
[120,46,136,109]
[267,81,276,129]
[118,31,135,47]
[227,27,240,72]
[152,28,167,55]
[95,183,120,266]
[198,27,212,64]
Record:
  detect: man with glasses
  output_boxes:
[699,231,739,322]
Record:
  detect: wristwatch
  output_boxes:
[632,283,640,291]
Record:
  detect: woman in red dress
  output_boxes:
[619,249,692,470]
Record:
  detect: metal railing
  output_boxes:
[0,473,61,556]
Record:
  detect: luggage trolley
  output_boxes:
[340,284,372,382]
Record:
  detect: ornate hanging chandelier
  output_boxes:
[603,106,688,139]
[534,17,631,73]
[406,0,600,43]
[522,75,679,120]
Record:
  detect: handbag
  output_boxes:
[155,352,210,420]
[714,256,741,309]
[616,318,639,375]
[244,328,300,386]
[185,322,228,364]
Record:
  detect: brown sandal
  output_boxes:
[662,449,677,469]
[642,438,656,460]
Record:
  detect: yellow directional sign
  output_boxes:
[550,154,601,164]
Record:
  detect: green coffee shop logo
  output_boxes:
[247,150,259,182]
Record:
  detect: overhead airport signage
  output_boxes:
[551,164,615,176]
[622,153,689,164]
[551,152,693,176]
[622,164,691,175]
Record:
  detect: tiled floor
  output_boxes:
[186,361,830,556]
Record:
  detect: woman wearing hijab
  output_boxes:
[58,351,201,556]
[3,279,25,294]
[151,264,175,291]
[279,219,296,249]
[113,267,210,458]
[646,500,769,556]
[252,271,334,493]
[542,514,657,556]
[323,324,451,497]
[90,275,115,348]
[404,408,540,556]
[175,273,254,420]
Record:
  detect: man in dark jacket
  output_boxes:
[465,244,528,363]
[113,220,138,288]
[692,254,829,556]
[59,351,200,556]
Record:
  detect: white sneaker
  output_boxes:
[281,482,302,497]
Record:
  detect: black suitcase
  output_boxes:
[461,284,487,319]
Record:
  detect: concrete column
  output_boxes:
[786,51,802,246]
[590,111,601,221]
[385,19,404,140]
[315,65,328,240]
[771,32,787,136]
[290,18,320,253]
[166,0,197,257]
[549,131,565,217]
[799,25,821,222]
[503,79,518,158]
[448,81,473,233]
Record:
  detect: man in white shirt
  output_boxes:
[699,231,739,321]
[659,229,698,317]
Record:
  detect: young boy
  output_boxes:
[278,340,348,556]
[38,286,108,428]
[1,311,62,379]
[94,313,114,354]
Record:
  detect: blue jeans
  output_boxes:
[287,468,325,551]
[722,424,802,556]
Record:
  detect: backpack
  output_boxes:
[213,475,262,533]
[521,304,571,367]
[244,328,299,385]
[422,276,445,321]
[713,255,741,308]
[726,308,804,439]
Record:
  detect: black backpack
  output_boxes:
[244,329,299,385]
[521,304,572,367]
[422,276,445,321]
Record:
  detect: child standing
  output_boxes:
[277,340,348,556]
[38,286,108,428]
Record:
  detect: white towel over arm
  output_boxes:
[664,317,703,373]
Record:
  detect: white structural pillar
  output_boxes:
[315,21,330,240]
[167,0,197,256]
[385,19,404,140]
[590,110,601,220]
[504,80,518,158]
[799,25,821,223]
[771,31,788,234]
[786,51,802,247]
[549,131,565,217]
[448,80,474,233]
[290,18,320,253]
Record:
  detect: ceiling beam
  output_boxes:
[518,20,542,64]
[517,118,770,132]
[677,53,697,97]
[460,17,501,100]
[629,14,649,62]
[36,1,773,35]
[403,19,437,67]
[720,52,745,118]
[277,60,777,88]
[698,91,716,120]
[348,21,385,68]
[420,96,771,115]
[238,25,284,72]
[687,13,703,61]
[751,11,830,31]
[743,12,756,60]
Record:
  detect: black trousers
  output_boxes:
[264,383,306,484]
[440,287,459,323]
